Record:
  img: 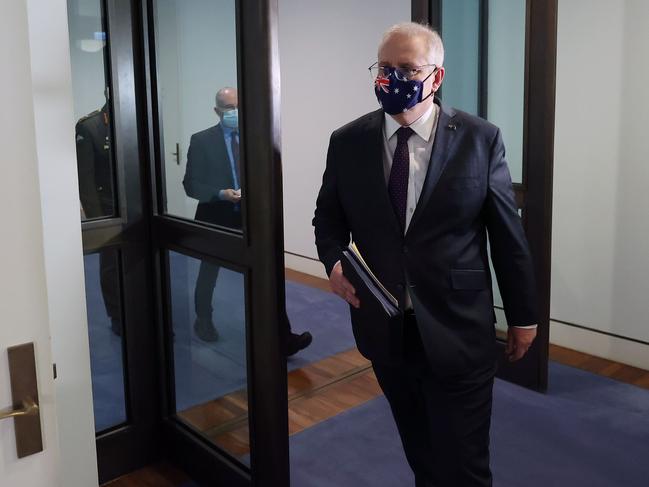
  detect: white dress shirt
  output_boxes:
[382,103,439,232]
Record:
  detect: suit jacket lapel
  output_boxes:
[363,109,403,236]
[406,100,459,235]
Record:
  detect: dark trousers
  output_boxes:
[99,250,120,320]
[372,313,495,487]
[194,260,292,332]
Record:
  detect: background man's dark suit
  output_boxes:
[183,124,300,347]
[183,124,241,336]
[183,124,241,229]
[75,105,120,334]
[313,99,538,486]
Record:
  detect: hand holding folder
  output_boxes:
[341,243,404,361]
[341,243,400,317]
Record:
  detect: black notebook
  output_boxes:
[341,243,400,318]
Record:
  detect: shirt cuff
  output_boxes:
[513,324,538,329]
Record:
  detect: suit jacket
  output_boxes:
[313,99,539,374]
[75,105,113,218]
[183,123,241,228]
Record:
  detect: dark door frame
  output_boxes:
[139,0,289,486]
[81,0,161,483]
[413,0,557,391]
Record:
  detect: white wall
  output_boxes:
[27,0,99,484]
[0,1,97,486]
[279,0,411,276]
[67,0,107,121]
[1,2,61,485]
[551,0,649,369]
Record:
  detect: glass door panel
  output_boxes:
[144,0,289,484]
[167,250,250,465]
[441,0,481,115]
[152,0,242,232]
[438,0,526,183]
[83,250,128,432]
[486,0,526,184]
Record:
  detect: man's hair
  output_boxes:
[378,22,444,66]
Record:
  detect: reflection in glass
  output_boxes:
[438,0,525,183]
[83,252,127,432]
[67,0,116,220]
[153,0,242,230]
[168,250,250,463]
[441,0,480,115]
[487,0,526,183]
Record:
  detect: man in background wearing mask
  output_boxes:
[313,23,538,486]
[183,87,312,356]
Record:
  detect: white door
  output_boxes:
[1,1,97,486]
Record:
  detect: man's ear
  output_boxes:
[432,67,445,92]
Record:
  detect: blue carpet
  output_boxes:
[288,361,649,487]
[84,252,355,431]
[86,255,649,486]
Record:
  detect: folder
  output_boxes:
[342,243,399,317]
[341,243,403,361]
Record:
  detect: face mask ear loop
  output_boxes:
[419,68,438,103]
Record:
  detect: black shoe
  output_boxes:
[286,331,312,357]
[110,318,122,337]
[194,318,219,342]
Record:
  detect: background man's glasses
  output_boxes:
[368,62,437,82]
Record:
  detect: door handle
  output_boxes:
[0,397,39,420]
[172,142,181,165]
[4,343,43,458]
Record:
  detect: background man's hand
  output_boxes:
[506,327,537,362]
[221,188,242,203]
[329,261,360,308]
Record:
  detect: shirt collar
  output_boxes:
[384,102,438,142]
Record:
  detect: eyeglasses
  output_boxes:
[369,62,437,82]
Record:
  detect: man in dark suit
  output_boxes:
[75,95,121,336]
[183,87,312,355]
[313,23,538,486]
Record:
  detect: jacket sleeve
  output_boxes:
[75,123,102,218]
[484,129,539,327]
[183,135,219,202]
[312,132,351,277]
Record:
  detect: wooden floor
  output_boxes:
[178,348,377,457]
[105,268,649,486]
[104,463,190,487]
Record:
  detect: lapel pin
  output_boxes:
[447,123,457,131]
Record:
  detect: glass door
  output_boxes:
[142,0,289,485]
[416,0,556,391]
[67,0,160,482]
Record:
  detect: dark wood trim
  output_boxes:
[522,0,557,391]
[238,0,290,485]
[163,420,249,487]
[411,0,430,25]
[478,0,489,119]
[89,0,162,483]
[151,215,247,266]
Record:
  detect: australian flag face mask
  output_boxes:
[374,67,435,115]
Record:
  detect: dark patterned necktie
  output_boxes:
[231,130,240,188]
[388,127,413,230]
